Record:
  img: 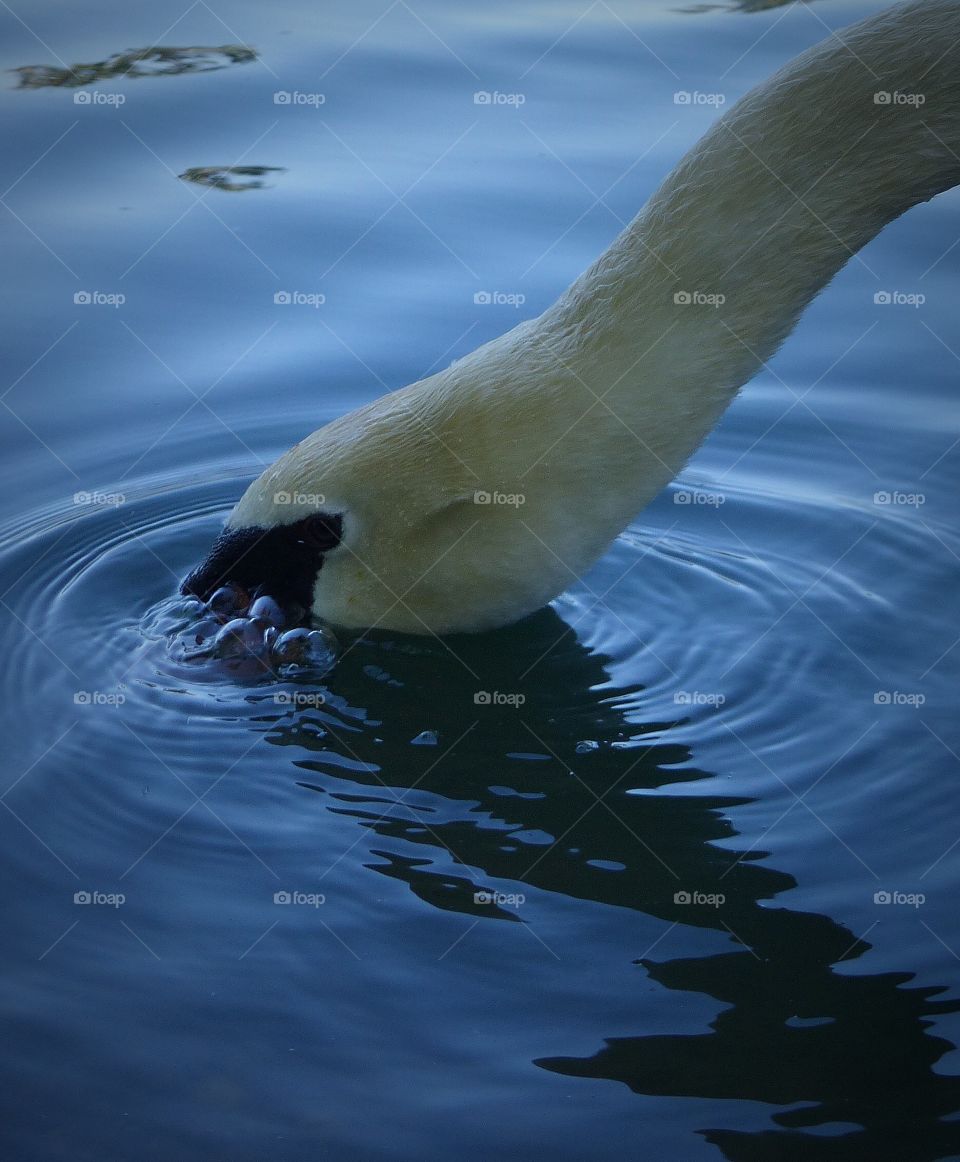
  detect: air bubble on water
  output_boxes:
[212,618,265,659]
[575,740,600,754]
[248,595,285,627]
[207,584,248,616]
[272,626,338,673]
[159,587,338,677]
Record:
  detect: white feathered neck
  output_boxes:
[230,0,960,634]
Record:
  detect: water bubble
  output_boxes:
[248,595,285,627]
[157,587,337,678]
[191,615,221,643]
[212,617,266,659]
[271,626,338,672]
[575,740,600,754]
[207,584,249,617]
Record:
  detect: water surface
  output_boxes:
[2,0,960,1158]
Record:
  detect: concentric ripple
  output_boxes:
[3,465,955,820]
[3,461,960,1161]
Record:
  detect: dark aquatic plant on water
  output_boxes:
[12,45,256,89]
[178,165,286,193]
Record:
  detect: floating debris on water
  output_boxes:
[179,165,285,192]
[410,730,439,747]
[13,45,257,89]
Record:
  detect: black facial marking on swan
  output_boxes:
[181,513,342,611]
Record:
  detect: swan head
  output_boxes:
[180,360,579,635]
[179,328,655,636]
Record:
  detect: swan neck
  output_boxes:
[538,0,960,400]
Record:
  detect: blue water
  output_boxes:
[2,1,960,1158]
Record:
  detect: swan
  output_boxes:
[183,0,960,635]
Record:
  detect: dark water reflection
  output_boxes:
[256,610,960,1160]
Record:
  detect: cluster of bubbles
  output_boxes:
[163,583,337,677]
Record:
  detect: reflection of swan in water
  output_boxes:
[184,0,960,637]
[260,609,960,1158]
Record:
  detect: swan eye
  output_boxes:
[296,513,343,553]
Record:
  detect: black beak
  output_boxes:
[182,526,271,601]
[181,514,342,613]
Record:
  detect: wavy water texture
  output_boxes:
[2,0,959,1159]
